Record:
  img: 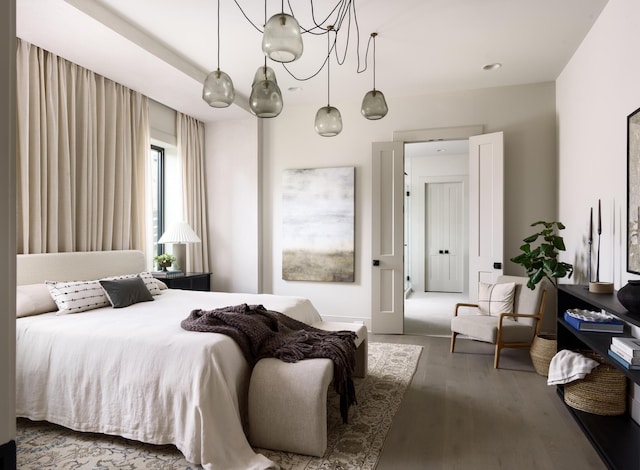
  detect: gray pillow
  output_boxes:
[99,276,154,308]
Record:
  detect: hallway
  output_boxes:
[404,291,469,337]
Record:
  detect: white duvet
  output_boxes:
[16,289,323,470]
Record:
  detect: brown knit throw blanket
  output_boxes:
[181,303,358,423]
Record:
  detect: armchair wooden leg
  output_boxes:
[450,331,458,353]
[494,344,502,369]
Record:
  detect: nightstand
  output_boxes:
[154,272,211,292]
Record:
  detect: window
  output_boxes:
[147,141,180,269]
[150,145,165,257]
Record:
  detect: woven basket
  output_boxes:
[564,352,627,416]
[530,334,557,376]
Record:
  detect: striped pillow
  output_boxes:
[45,280,110,314]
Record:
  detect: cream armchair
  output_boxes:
[450,275,548,369]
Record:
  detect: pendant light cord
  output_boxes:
[372,32,377,91]
[217,0,221,71]
[327,26,332,106]
[263,0,268,80]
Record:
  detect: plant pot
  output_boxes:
[617,280,640,314]
[530,334,557,376]
[158,261,172,272]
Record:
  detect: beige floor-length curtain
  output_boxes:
[16,39,149,254]
[176,112,210,272]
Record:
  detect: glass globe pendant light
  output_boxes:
[314,26,342,137]
[250,61,283,118]
[202,0,235,107]
[262,0,303,63]
[251,64,278,87]
[361,32,388,120]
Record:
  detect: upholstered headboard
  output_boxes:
[16,250,147,286]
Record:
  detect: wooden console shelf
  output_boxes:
[557,285,640,470]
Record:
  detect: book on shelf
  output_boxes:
[152,270,184,278]
[563,309,624,333]
[608,348,640,370]
[611,336,640,357]
[610,343,640,365]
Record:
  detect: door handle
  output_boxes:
[493,262,502,269]
[373,259,380,266]
[444,250,449,254]
[439,250,443,254]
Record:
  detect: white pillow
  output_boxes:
[16,283,58,317]
[478,282,516,316]
[45,280,110,314]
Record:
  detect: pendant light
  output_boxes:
[251,64,278,87]
[361,33,388,120]
[262,0,303,63]
[250,61,283,118]
[314,26,342,137]
[202,0,235,108]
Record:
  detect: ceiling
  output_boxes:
[16,0,608,123]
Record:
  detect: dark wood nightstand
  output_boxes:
[153,272,211,292]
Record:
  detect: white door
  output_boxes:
[468,131,504,301]
[425,181,464,292]
[371,141,404,334]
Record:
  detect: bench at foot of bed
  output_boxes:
[248,321,367,456]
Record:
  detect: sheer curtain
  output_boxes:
[16,39,149,254]
[177,112,210,272]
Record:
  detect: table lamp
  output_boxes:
[157,221,201,273]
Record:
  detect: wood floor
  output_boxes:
[372,333,606,470]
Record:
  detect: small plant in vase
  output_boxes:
[153,253,176,272]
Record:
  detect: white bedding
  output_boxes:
[16,289,323,470]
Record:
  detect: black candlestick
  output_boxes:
[587,207,592,287]
[596,199,601,283]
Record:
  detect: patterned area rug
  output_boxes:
[17,341,422,470]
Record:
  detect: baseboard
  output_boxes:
[404,286,413,299]
[0,440,16,470]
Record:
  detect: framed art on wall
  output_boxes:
[627,106,640,274]
[282,166,355,282]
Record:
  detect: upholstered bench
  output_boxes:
[248,321,367,456]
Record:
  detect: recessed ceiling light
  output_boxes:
[482,63,502,71]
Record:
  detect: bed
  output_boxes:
[15,250,327,470]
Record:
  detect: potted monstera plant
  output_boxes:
[510,220,574,376]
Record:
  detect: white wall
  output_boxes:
[557,0,640,288]
[205,118,261,293]
[1,0,16,458]
[259,82,557,325]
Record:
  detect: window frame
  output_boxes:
[151,144,165,257]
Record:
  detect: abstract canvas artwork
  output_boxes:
[628,107,640,274]
[282,167,355,282]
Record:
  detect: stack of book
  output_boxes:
[152,270,184,278]
[609,337,640,370]
[563,308,624,333]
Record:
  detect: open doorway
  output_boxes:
[371,126,503,334]
[404,139,471,336]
